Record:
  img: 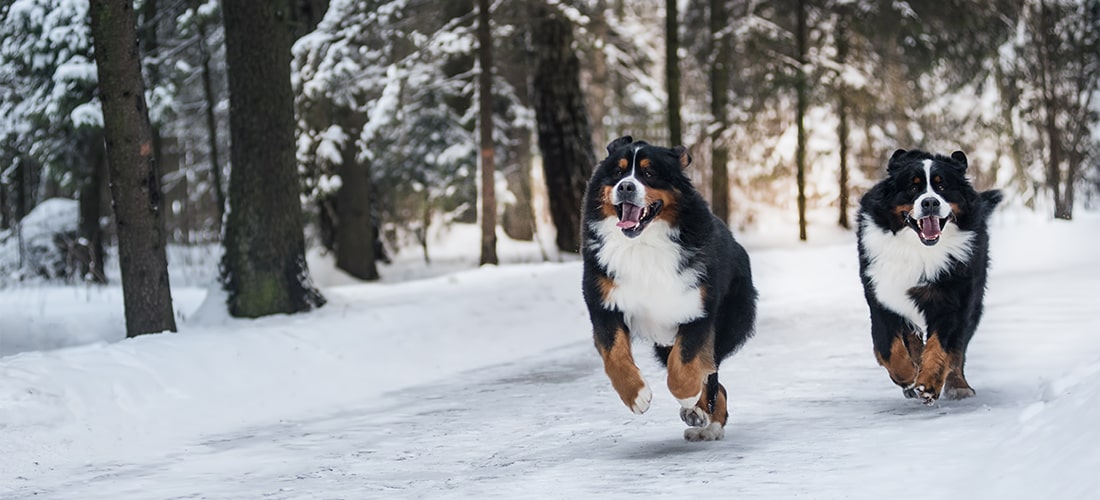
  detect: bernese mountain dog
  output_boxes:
[857,148,1002,404]
[581,136,757,441]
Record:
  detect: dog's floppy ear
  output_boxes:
[950,151,968,171]
[672,145,692,169]
[606,136,633,154]
[886,149,908,173]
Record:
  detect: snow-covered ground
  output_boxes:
[1,212,1099,499]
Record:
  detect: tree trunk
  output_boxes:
[835,9,850,230]
[529,3,597,253]
[221,0,325,317]
[78,131,107,283]
[89,0,177,336]
[196,11,226,232]
[477,0,498,265]
[795,0,809,241]
[1037,0,1067,219]
[334,119,379,281]
[589,0,611,149]
[709,0,730,222]
[666,0,682,146]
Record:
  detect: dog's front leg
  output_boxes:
[594,320,652,414]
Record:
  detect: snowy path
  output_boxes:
[4,216,1100,498]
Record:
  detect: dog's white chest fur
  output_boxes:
[858,213,975,334]
[593,217,704,346]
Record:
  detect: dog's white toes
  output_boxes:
[913,385,939,405]
[629,384,653,414]
[680,406,709,428]
[684,422,724,442]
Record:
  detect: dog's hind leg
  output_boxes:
[943,352,975,400]
[683,373,727,441]
[666,325,723,440]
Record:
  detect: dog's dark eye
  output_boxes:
[641,169,654,179]
[934,183,944,192]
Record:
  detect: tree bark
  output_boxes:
[795,0,809,241]
[196,10,225,231]
[1037,0,1067,219]
[334,110,379,281]
[835,8,850,230]
[221,0,325,317]
[477,0,498,265]
[89,0,177,336]
[78,131,107,283]
[666,0,682,146]
[529,3,596,253]
[709,0,730,222]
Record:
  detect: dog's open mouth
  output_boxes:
[615,200,663,238]
[906,213,952,246]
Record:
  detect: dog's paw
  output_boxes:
[684,422,724,442]
[902,385,920,399]
[628,384,653,414]
[912,384,939,405]
[680,406,710,428]
[943,387,976,400]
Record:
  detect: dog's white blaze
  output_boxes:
[611,146,646,205]
[915,159,950,218]
[592,217,704,346]
[858,213,975,335]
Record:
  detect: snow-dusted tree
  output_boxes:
[477,0,498,265]
[529,1,597,253]
[295,0,532,268]
[89,0,177,335]
[221,0,325,317]
[0,0,107,281]
[1009,0,1100,219]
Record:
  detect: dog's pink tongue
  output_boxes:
[919,216,942,240]
[617,203,643,229]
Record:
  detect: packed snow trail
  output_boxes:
[2,215,1099,498]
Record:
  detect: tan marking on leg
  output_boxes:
[696,382,728,427]
[944,353,974,399]
[914,335,950,399]
[596,328,647,410]
[874,335,918,388]
[667,336,715,402]
[597,275,616,305]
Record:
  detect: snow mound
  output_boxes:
[0,198,89,283]
[968,360,1100,499]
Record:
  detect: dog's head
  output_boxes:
[881,149,980,246]
[588,136,692,239]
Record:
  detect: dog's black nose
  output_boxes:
[617,181,636,193]
[921,197,941,210]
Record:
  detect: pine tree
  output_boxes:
[88,0,177,335]
[221,0,324,317]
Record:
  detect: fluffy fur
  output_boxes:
[857,148,1002,404]
[581,136,757,441]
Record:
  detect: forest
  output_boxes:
[1,0,1097,333]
